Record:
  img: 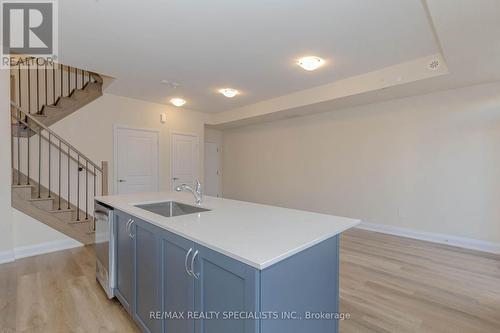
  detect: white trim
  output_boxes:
[13,238,83,260]
[356,222,500,255]
[0,250,15,264]
[170,131,200,191]
[113,124,160,194]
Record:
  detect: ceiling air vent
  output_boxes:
[428,59,440,71]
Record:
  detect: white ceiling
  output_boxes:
[59,0,439,113]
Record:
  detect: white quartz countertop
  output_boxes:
[95,192,360,270]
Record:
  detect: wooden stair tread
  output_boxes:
[11,169,95,245]
[12,184,33,189]
[50,208,75,214]
[29,197,55,202]
[10,62,103,243]
[11,83,102,138]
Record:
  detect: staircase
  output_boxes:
[10,57,108,245]
[11,57,103,137]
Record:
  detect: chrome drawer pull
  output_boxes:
[185,248,193,277]
[190,250,199,279]
[125,219,132,236]
[129,220,135,239]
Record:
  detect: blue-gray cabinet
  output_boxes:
[113,209,340,333]
[134,219,162,333]
[114,210,134,314]
[163,229,195,333]
[194,244,259,333]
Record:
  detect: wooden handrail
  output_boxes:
[11,57,108,224]
[11,101,103,173]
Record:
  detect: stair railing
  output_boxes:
[11,101,108,230]
[12,56,102,115]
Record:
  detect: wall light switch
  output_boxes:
[160,113,167,123]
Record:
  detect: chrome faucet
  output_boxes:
[175,179,203,205]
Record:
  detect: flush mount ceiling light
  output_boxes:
[218,88,239,98]
[170,98,186,107]
[161,80,180,89]
[297,56,325,71]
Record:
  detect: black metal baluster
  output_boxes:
[17,110,20,185]
[88,71,91,84]
[38,127,41,197]
[58,141,61,210]
[10,109,13,181]
[19,61,30,185]
[85,160,88,220]
[36,60,39,113]
[18,62,21,107]
[27,126,30,185]
[93,165,97,231]
[44,61,48,106]
[67,147,70,209]
[77,155,80,221]
[81,69,84,88]
[67,65,70,96]
[60,64,63,99]
[48,133,51,198]
[52,62,55,104]
[27,60,31,113]
[74,67,77,91]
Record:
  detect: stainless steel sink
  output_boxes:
[134,201,210,218]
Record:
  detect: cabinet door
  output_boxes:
[193,245,260,333]
[115,210,134,314]
[163,232,195,333]
[133,219,162,333]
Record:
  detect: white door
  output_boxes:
[171,133,199,190]
[115,127,159,194]
[204,142,221,197]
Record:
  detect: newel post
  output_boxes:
[101,161,109,196]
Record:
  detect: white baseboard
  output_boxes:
[13,238,83,260]
[356,222,500,255]
[0,250,15,264]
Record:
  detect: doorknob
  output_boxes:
[172,177,179,181]
[118,179,126,183]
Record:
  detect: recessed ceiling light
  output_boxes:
[297,56,325,71]
[218,88,239,98]
[170,98,186,107]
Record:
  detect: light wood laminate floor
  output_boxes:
[0,229,499,333]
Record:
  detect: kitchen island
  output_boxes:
[95,192,359,333]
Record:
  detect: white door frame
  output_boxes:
[170,131,200,190]
[113,124,160,194]
[204,141,222,197]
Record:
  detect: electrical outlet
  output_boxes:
[398,208,408,219]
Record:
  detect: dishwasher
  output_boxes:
[95,201,115,299]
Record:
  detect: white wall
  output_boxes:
[50,93,208,194]
[0,70,14,261]
[12,208,81,257]
[4,90,207,261]
[2,69,82,262]
[205,127,223,145]
[12,134,102,216]
[222,82,500,244]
